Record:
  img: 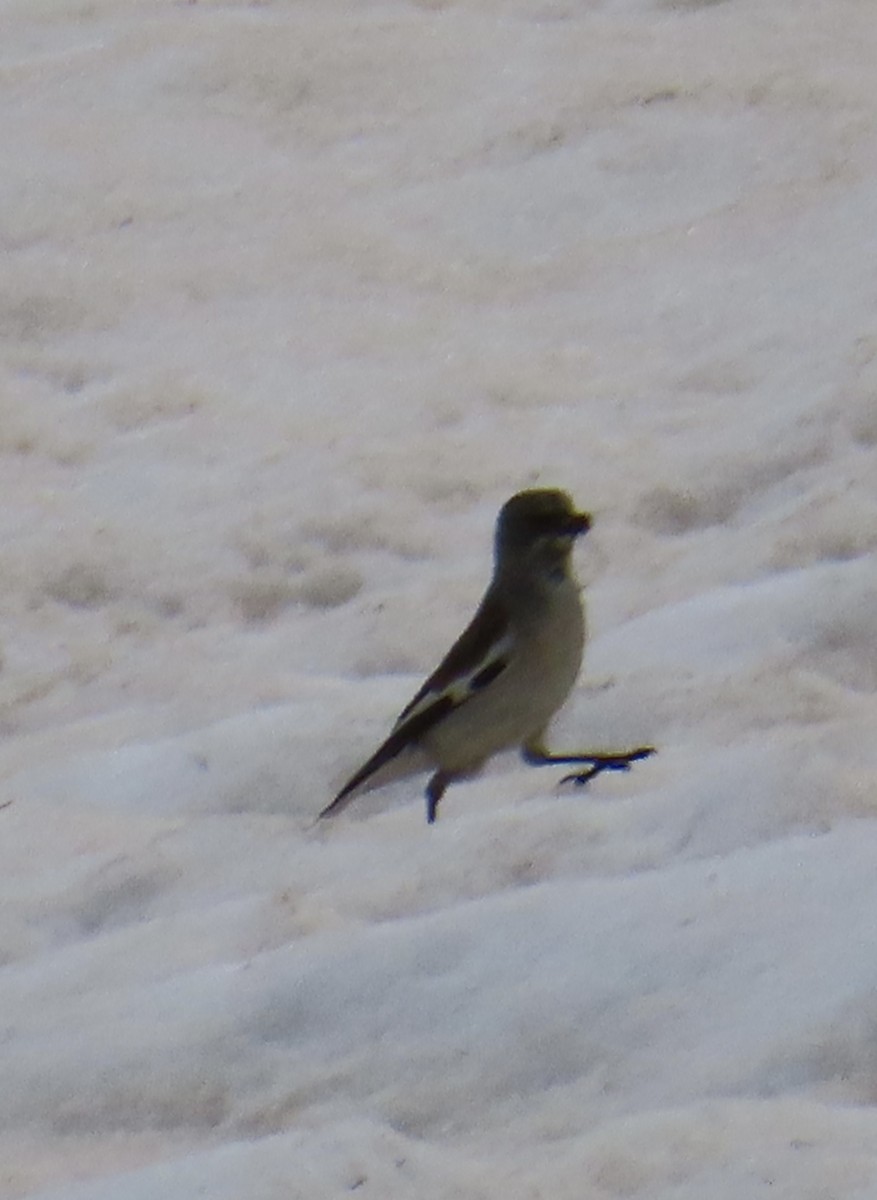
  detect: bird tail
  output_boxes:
[320,690,455,819]
[319,727,424,819]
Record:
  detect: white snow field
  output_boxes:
[3,0,877,1196]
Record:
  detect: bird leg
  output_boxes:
[522,743,654,787]
[425,770,454,824]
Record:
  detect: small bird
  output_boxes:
[320,489,653,824]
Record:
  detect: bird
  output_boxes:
[320,488,654,824]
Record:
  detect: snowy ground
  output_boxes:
[3,0,877,1196]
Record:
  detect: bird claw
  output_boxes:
[560,747,655,788]
[560,762,626,787]
[561,769,596,787]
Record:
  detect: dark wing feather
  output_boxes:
[396,588,511,722]
[320,588,511,819]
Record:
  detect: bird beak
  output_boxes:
[569,511,592,537]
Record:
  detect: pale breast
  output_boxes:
[422,578,586,773]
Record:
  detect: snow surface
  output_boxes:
[3,0,877,1196]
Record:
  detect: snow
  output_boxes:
[3,0,877,1195]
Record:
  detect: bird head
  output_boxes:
[494,489,591,579]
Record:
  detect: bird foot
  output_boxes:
[560,746,655,788]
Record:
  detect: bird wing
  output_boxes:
[319,589,512,818]
[395,587,512,724]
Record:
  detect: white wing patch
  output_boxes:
[393,631,514,729]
